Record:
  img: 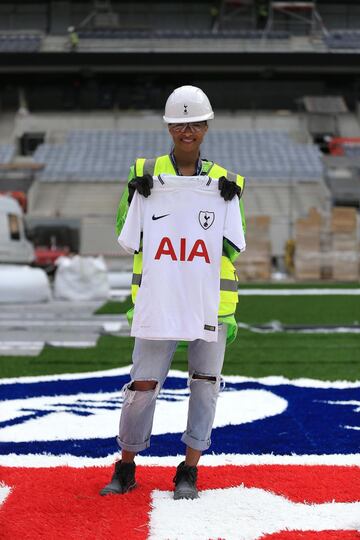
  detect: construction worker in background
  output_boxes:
[100,86,246,500]
[210,5,220,30]
[256,0,269,30]
[67,26,79,52]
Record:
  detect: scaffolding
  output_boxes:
[78,0,119,30]
[214,0,256,31]
[264,1,326,36]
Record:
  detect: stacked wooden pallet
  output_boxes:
[331,207,359,281]
[294,208,322,280]
[294,206,359,281]
[235,216,271,281]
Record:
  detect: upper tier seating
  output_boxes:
[77,29,290,40]
[0,33,42,53]
[324,30,360,50]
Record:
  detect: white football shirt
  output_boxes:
[118,175,245,342]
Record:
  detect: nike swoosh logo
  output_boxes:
[152,214,170,221]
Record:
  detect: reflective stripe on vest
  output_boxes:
[135,157,157,177]
[132,273,142,286]
[207,162,244,195]
[130,155,244,316]
[220,278,238,292]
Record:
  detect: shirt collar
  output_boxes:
[170,150,203,176]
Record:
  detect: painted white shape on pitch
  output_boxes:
[317,399,360,432]
[0,483,11,507]
[149,486,360,540]
[0,389,286,442]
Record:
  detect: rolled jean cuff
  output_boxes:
[116,435,150,453]
[181,432,211,452]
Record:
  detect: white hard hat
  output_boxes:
[163,85,214,123]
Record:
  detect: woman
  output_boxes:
[100,85,246,500]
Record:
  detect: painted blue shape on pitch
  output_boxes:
[0,373,359,457]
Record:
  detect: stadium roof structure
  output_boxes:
[301,96,348,114]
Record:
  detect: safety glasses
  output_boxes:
[169,122,207,133]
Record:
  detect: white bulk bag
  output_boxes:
[54,255,110,301]
[0,265,51,303]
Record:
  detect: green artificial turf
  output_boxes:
[94,296,133,315]
[1,331,359,381]
[236,295,360,325]
[95,295,360,325]
[0,336,134,379]
[2,291,359,382]
[219,329,360,380]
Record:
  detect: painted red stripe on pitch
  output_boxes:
[1,465,359,540]
[197,464,360,503]
[263,532,360,539]
[0,465,156,540]
[205,465,360,540]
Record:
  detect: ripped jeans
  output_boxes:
[117,323,227,453]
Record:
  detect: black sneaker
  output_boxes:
[99,460,137,496]
[173,461,199,500]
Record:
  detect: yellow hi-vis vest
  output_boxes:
[116,154,246,345]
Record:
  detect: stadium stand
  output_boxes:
[29,127,328,258]
[324,30,360,50]
[0,33,42,53]
[77,29,290,40]
[203,130,323,181]
[34,130,171,181]
[33,129,323,182]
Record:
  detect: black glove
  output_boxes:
[218,176,241,201]
[127,174,153,204]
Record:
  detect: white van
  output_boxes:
[0,195,34,264]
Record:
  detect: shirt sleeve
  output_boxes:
[117,191,143,254]
[223,197,246,254]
